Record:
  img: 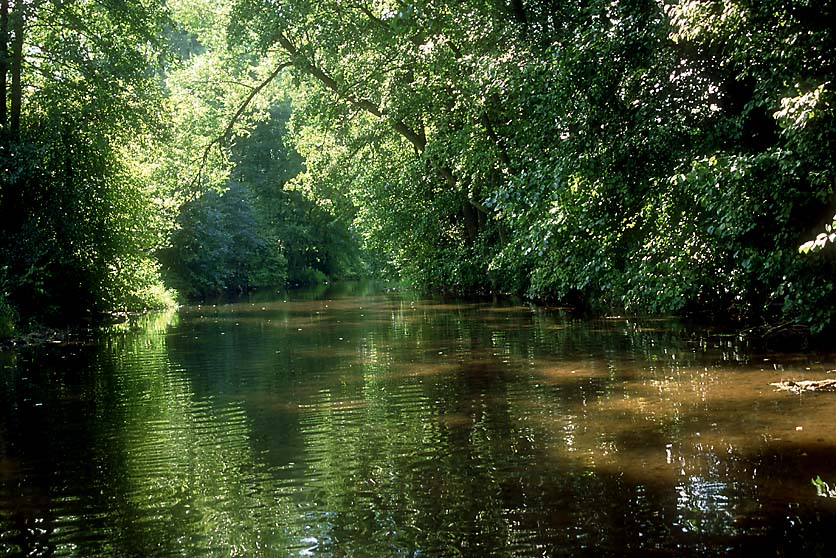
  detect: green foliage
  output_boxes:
[292,267,328,287]
[215,0,836,332]
[813,476,836,498]
[161,183,288,298]
[152,2,364,300]
[0,0,175,323]
[4,0,834,331]
[800,214,836,254]
[231,103,362,284]
[159,95,361,297]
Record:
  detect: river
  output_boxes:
[2,284,836,556]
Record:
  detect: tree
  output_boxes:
[158,2,363,297]
[0,0,174,323]
[221,0,836,331]
[225,0,535,289]
[4,0,830,331]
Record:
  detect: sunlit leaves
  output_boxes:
[666,1,747,45]
[200,0,836,330]
[774,82,830,132]
[813,476,836,498]
[0,0,178,320]
[800,215,836,254]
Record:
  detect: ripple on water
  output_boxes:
[5,294,836,556]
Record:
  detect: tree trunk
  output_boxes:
[462,197,480,243]
[1,0,8,134]
[9,0,22,139]
[510,0,529,25]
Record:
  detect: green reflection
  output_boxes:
[4,290,836,556]
[105,309,304,556]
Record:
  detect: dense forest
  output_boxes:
[1,0,835,337]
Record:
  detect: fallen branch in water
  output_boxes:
[771,379,836,393]
[0,328,72,351]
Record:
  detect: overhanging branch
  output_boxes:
[192,61,292,192]
[274,31,427,153]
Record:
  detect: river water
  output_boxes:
[2,284,836,556]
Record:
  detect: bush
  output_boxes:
[291,267,328,286]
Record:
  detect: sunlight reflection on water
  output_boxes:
[2,286,836,556]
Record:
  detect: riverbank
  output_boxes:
[0,327,80,351]
[0,310,157,351]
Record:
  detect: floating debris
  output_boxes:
[771,379,836,393]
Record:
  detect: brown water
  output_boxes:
[2,284,836,557]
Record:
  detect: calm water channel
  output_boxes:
[2,284,836,556]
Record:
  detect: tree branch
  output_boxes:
[275,31,427,153]
[192,61,292,191]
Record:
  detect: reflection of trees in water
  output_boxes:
[0,340,125,556]
[272,300,653,554]
[329,298,836,554]
[0,310,305,556]
[4,293,836,556]
[109,310,308,556]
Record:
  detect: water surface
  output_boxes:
[2,285,836,556]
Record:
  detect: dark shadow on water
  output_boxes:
[4,287,836,556]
